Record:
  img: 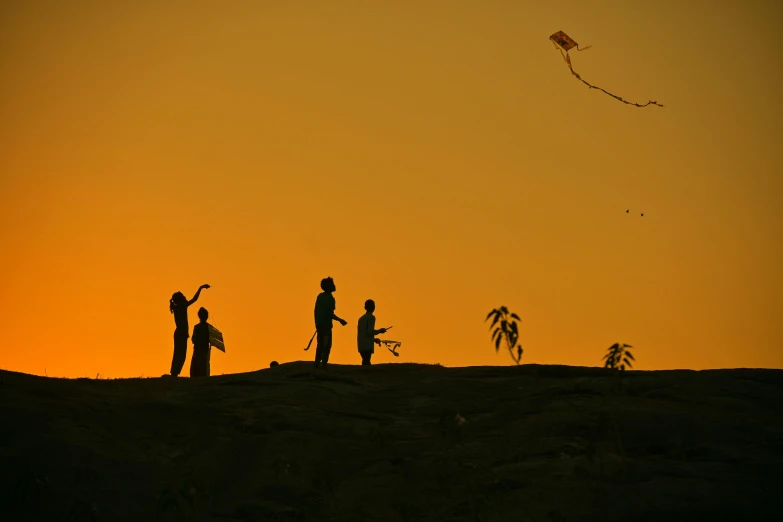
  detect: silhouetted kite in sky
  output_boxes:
[549,30,664,108]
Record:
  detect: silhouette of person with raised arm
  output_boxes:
[357,299,387,366]
[313,277,347,368]
[168,284,210,377]
[190,307,212,377]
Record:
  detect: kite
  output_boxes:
[379,339,402,357]
[549,30,664,108]
[208,324,226,352]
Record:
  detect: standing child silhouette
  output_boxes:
[190,307,212,377]
[168,284,210,377]
[357,299,387,366]
[313,277,347,368]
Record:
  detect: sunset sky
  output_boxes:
[1,0,781,378]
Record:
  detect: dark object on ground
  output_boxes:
[270,361,279,368]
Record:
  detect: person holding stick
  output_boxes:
[357,299,388,366]
[312,277,347,368]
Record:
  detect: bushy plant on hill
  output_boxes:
[603,343,635,372]
[485,306,523,365]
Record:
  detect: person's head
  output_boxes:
[169,292,186,313]
[364,299,376,313]
[320,277,336,293]
[197,307,209,322]
[270,361,279,368]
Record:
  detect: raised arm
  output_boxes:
[187,284,210,306]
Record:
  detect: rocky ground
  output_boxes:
[2,362,782,521]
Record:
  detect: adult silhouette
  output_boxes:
[168,284,210,377]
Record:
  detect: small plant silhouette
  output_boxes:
[603,343,635,371]
[485,306,523,365]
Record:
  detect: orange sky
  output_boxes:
[1,0,782,378]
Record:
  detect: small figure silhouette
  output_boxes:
[313,277,347,368]
[270,361,279,368]
[190,307,212,377]
[168,284,210,377]
[357,299,387,366]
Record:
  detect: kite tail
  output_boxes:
[560,50,582,80]
[557,49,664,108]
[575,44,592,51]
[578,75,665,107]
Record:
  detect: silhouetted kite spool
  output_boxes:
[379,340,402,357]
[549,30,664,108]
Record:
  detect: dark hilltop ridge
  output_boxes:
[2,363,783,521]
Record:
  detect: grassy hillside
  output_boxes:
[2,362,782,521]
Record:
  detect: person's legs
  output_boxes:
[190,350,202,377]
[170,331,188,376]
[315,329,327,367]
[361,352,372,366]
[321,330,333,366]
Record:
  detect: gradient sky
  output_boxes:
[1,0,781,378]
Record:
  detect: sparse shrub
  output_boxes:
[485,306,523,365]
[603,343,634,371]
[584,342,635,491]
